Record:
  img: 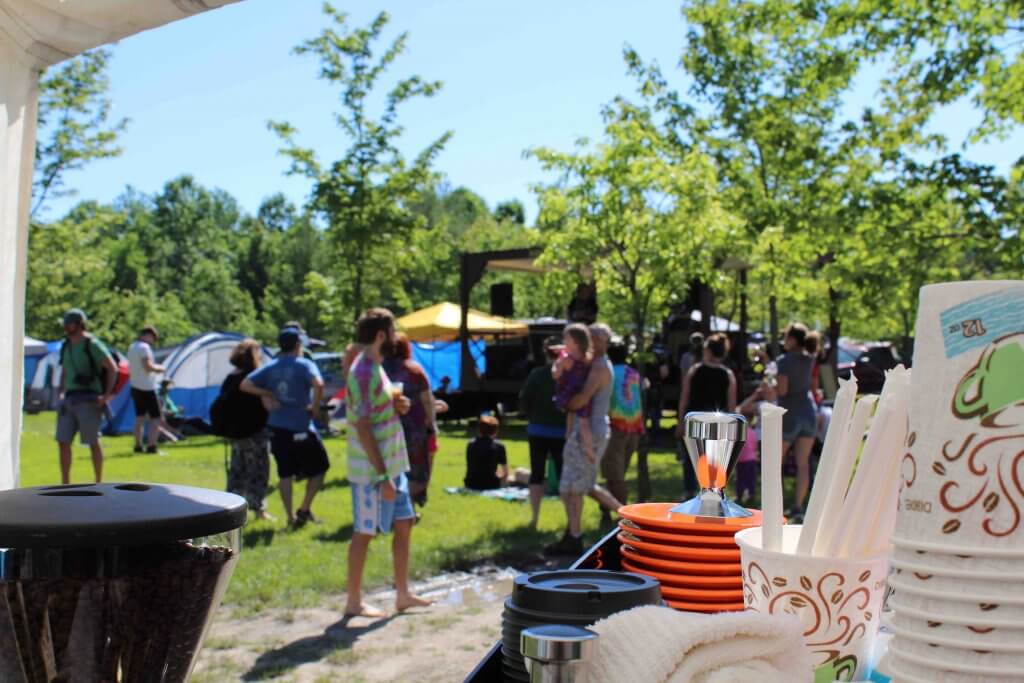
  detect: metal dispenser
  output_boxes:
[671,411,751,518]
[520,624,598,683]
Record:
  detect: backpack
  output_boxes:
[211,373,267,439]
[60,335,122,393]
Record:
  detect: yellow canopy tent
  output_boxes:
[398,302,528,342]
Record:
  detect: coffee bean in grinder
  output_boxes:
[0,483,247,682]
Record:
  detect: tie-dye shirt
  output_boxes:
[609,364,644,434]
[346,352,409,484]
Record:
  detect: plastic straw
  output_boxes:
[760,403,786,552]
[796,376,858,555]
[811,394,877,556]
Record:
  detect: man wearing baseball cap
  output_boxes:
[241,325,328,527]
[127,326,166,454]
[56,309,118,484]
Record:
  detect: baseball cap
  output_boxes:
[140,325,159,339]
[62,309,87,326]
[278,326,302,349]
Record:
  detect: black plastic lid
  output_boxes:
[0,483,247,548]
[511,570,661,617]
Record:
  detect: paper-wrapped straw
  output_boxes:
[811,394,877,556]
[827,367,911,557]
[850,371,911,557]
[796,376,858,555]
[760,403,786,552]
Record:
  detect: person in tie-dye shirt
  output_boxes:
[344,308,432,619]
[601,340,645,508]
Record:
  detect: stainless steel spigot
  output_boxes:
[521,624,598,683]
[671,411,751,518]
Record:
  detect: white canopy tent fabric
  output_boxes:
[0,0,242,490]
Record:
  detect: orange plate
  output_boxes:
[665,598,746,613]
[620,547,741,576]
[659,582,744,602]
[618,503,764,534]
[618,521,739,547]
[617,533,741,562]
[621,557,742,587]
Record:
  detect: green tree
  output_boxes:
[270,5,451,324]
[530,102,739,351]
[833,0,1024,139]
[494,199,526,225]
[33,49,128,218]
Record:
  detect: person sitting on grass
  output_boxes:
[464,415,509,490]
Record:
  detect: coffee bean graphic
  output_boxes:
[932,462,946,476]
[984,492,999,512]
[943,519,961,534]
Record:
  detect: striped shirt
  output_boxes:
[346,352,409,484]
[609,364,644,434]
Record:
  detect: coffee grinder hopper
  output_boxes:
[670,411,751,518]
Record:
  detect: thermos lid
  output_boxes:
[512,570,661,617]
[0,483,247,548]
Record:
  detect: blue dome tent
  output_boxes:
[104,332,273,435]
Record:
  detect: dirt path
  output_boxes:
[192,569,516,682]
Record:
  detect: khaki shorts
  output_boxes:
[601,430,640,481]
[56,397,104,446]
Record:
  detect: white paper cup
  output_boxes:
[736,525,887,681]
[892,612,1024,652]
[890,594,1024,629]
[889,647,1019,683]
[889,576,1024,623]
[891,566,1024,604]
[896,281,1024,553]
[891,544,1024,578]
[890,638,1022,677]
[898,635,1024,669]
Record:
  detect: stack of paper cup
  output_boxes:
[889,280,1024,682]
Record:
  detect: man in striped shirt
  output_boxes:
[344,308,432,618]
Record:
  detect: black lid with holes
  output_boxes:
[511,570,661,617]
[0,483,247,548]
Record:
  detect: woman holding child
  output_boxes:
[545,322,622,556]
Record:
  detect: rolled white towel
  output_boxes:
[581,605,813,683]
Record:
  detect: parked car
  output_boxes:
[837,340,902,393]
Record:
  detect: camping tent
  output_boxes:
[398,302,528,342]
[1,0,245,488]
[25,341,61,412]
[104,332,273,434]
[22,336,49,385]
[411,339,485,391]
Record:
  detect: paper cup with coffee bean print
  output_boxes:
[891,544,1024,576]
[892,612,1024,652]
[894,281,1024,552]
[736,526,888,682]
[890,566,1024,605]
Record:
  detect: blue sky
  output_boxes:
[44,0,1022,224]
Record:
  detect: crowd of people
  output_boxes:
[50,303,827,613]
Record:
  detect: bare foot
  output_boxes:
[396,594,434,612]
[344,603,387,619]
[254,510,276,522]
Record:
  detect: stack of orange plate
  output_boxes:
[617,502,764,613]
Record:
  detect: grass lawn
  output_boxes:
[19,413,691,613]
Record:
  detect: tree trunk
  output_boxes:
[768,295,779,357]
[827,286,841,372]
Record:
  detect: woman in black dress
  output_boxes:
[674,333,737,496]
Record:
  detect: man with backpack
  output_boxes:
[56,309,118,484]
